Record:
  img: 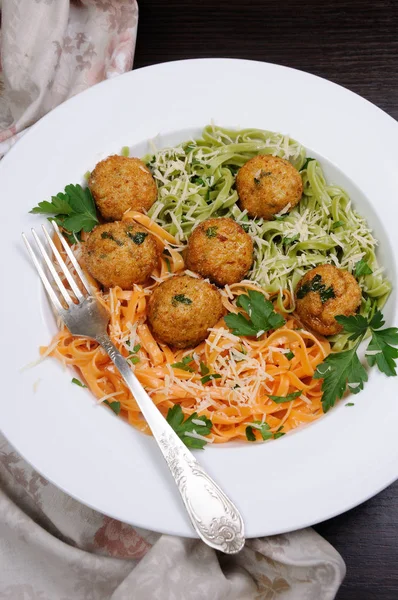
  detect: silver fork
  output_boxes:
[22,221,245,554]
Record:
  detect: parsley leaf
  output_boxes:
[127,231,148,245]
[201,373,222,384]
[245,427,256,441]
[315,309,398,412]
[314,343,368,412]
[282,233,299,247]
[285,350,295,360]
[245,421,272,442]
[171,355,195,372]
[365,326,398,376]
[103,400,121,415]
[268,390,302,403]
[71,377,87,388]
[30,184,98,234]
[166,404,212,449]
[355,258,373,276]
[224,290,285,337]
[332,220,345,230]
[200,362,210,376]
[205,226,218,238]
[172,294,192,306]
[300,157,315,171]
[296,273,335,303]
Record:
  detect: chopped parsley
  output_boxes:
[268,390,302,403]
[332,220,345,230]
[172,294,193,306]
[200,373,222,384]
[127,231,148,245]
[355,258,373,276]
[103,400,121,415]
[296,273,335,303]
[171,355,195,372]
[71,377,87,388]
[30,183,98,235]
[300,157,315,171]
[314,310,398,412]
[285,351,295,360]
[205,226,218,238]
[166,404,212,449]
[245,421,272,442]
[200,362,210,376]
[101,232,123,246]
[282,233,299,247]
[254,170,272,185]
[224,289,285,337]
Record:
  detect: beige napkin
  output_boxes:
[0,2,346,598]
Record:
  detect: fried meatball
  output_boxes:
[295,264,362,336]
[89,155,157,221]
[185,217,254,286]
[84,221,159,289]
[236,155,303,220]
[148,275,224,348]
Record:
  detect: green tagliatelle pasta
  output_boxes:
[146,125,391,351]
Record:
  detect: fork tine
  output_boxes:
[50,221,91,294]
[41,225,84,302]
[22,233,65,313]
[31,228,73,306]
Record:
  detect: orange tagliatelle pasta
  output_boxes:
[42,212,331,444]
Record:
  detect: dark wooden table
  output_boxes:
[134,2,398,598]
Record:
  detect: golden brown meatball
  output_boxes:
[84,221,159,289]
[89,155,157,221]
[236,155,303,220]
[148,275,224,348]
[295,264,362,336]
[185,217,254,286]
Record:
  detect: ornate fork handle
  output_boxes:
[97,334,245,554]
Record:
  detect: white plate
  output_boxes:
[1,59,398,538]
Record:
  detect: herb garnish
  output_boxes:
[224,290,285,337]
[282,233,299,247]
[300,157,316,171]
[285,350,295,360]
[200,362,210,376]
[332,220,345,230]
[314,310,398,412]
[200,373,221,384]
[296,273,335,303]
[246,422,286,442]
[171,355,195,372]
[101,232,124,246]
[172,294,193,306]
[245,421,272,442]
[30,184,98,234]
[71,377,87,388]
[254,170,272,185]
[205,226,218,238]
[355,258,373,276]
[268,390,302,403]
[166,404,212,449]
[127,231,148,245]
[103,400,121,415]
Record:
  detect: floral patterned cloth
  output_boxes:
[0,1,346,598]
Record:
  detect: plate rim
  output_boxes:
[1,57,398,538]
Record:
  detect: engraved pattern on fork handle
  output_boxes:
[97,334,245,554]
